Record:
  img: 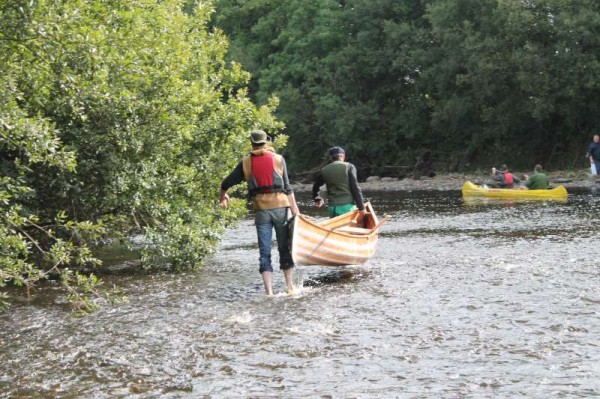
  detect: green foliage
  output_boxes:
[214,0,600,173]
[1,0,281,311]
[214,0,433,172]
[420,0,600,168]
[61,269,126,316]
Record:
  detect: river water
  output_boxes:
[1,189,599,398]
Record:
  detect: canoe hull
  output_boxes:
[461,181,568,200]
[290,202,383,266]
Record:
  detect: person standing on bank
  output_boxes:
[219,130,300,296]
[523,164,549,190]
[312,146,365,218]
[586,134,600,175]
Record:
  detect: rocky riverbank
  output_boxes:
[293,168,599,192]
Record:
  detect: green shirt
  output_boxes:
[525,172,549,190]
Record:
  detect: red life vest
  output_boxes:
[504,172,514,185]
[242,151,285,197]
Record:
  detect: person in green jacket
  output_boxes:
[523,164,549,190]
[312,146,365,218]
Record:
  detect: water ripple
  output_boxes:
[1,189,600,397]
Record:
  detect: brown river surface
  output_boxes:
[1,188,599,398]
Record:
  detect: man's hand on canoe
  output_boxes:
[219,191,229,208]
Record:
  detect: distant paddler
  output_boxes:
[522,164,549,190]
[485,164,521,188]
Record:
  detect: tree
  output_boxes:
[215,0,430,174]
[416,0,600,168]
[215,0,600,173]
[1,0,282,312]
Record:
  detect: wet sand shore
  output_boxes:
[293,168,599,192]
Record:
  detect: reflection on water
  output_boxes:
[461,196,568,206]
[1,189,600,398]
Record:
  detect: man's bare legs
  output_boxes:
[262,271,273,296]
[262,269,295,296]
[284,268,294,294]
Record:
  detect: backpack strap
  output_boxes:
[242,155,252,181]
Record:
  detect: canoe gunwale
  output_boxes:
[294,215,378,238]
[290,202,388,266]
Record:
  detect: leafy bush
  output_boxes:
[0,0,282,312]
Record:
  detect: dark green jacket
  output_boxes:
[312,161,364,209]
[525,172,549,190]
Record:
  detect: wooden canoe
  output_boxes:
[461,181,568,200]
[290,202,390,266]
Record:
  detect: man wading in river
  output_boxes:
[312,146,365,218]
[219,130,300,296]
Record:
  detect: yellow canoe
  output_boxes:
[461,181,568,200]
[290,202,390,266]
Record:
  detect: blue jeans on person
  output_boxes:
[255,207,294,273]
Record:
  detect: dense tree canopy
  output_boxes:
[214,0,600,175]
[1,0,281,311]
